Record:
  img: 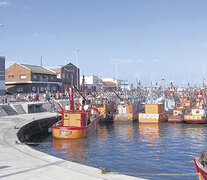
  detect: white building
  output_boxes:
[80,75,99,92]
[0,56,5,95]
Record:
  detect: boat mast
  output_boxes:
[70,87,74,110]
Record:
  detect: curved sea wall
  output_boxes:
[17,116,59,143]
[0,112,143,180]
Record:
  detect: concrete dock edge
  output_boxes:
[0,112,146,180]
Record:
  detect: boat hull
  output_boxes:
[53,117,98,139]
[139,113,167,123]
[113,113,138,122]
[194,157,207,180]
[168,115,184,123]
[184,119,207,124]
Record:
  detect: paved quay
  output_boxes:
[0,112,146,180]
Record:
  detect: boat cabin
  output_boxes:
[173,109,183,116]
[63,111,87,127]
[191,109,206,116]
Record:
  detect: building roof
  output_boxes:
[102,81,116,87]
[21,64,56,75]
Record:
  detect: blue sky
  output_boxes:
[0,0,207,86]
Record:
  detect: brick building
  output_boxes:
[0,56,5,95]
[50,63,79,92]
[5,63,61,94]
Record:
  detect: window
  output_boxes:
[16,87,23,92]
[40,87,45,92]
[67,73,69,79]
[33,74,37,79]
[20,75,26,79]
[53,86,56,91]
[57,74,61,79]
[32,87,36,92]
[51,76,54,80]
[8,75,14,78]
[62,73,65,79]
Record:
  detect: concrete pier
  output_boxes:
[0,112,145,180]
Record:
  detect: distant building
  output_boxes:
[80,75,99,92]
[0,56,5,95]
[101,78,122,92]
[5,63,61,93]
[50,63,79,91]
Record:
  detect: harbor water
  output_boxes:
[31,122,207,180]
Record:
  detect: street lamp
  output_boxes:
[75,50,79,88]
[108,60,121,92]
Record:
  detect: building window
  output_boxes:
[40,87,44,92]
[44,75,48,79]
[62,73,65,79]
[53,86,56,91]
[20,75,26,79]
[67,73,69,79]
[32,87,36,92]
[8,75,14,78]
[33,74,37,79]
[16,87,23,92]
[51,76,54,80]
[57,74,61,79]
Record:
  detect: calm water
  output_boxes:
[32,122,207,180]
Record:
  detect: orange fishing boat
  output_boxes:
[52,76,100,139]
[96,102,115,122]
[113,102,139,122]
[139,103,167,123]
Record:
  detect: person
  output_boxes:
[35,92,39,101]
[1,96,4,105]
[5,95,8,104]
[50,100,55,113]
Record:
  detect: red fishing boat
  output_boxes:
[168,107,184,123]
[52,76,100,139]
[194,151,207,180]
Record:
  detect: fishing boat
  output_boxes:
[139,103,167,123]
[96,102,115,122]
[113,101,139,122]
[184,108,207,124]
[194,151,207,180]
[168,107,184,123]
[52,76,100,139]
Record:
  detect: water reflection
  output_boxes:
[138,123,161,146]
[33,122,207,180]
[53,139,88,162]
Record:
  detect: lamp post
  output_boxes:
[108,61,120,91]
[75,50,79,89]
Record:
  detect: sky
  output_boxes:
[0,0,207,86]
